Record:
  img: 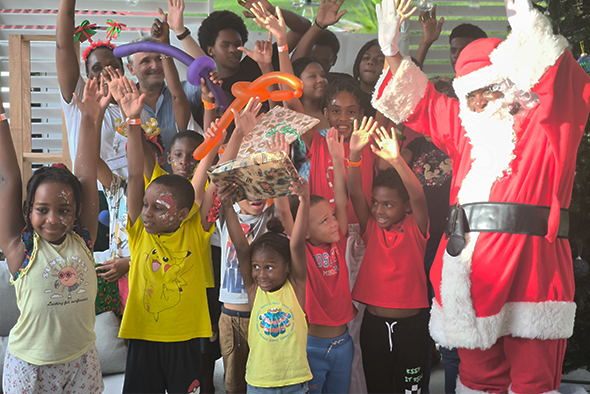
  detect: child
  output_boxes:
[348,120,430,393]
[117,76,214,394]
[303,128,357,394]
[0,80,103,392]
[212,113,294,394]
[352,39,385,118]
[218,177,311,394]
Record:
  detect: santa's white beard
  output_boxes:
[457,99,517,204]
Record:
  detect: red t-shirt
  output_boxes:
[307,130,376,224]
[352,214,429,309]
[305,229,357,326]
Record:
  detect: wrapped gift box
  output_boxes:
[208,151,299,201]
[237,106,319,158]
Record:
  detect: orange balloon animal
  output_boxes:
[193,72,303,160]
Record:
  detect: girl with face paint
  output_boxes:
[0,81,104,392]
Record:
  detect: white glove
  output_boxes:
[376,0,401,57]
[505,0,535,32]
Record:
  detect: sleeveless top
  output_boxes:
[305,229,357,326]
[9,228,97,365]
[246,279,312,387]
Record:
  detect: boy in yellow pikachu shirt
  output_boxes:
[116,76,215,394]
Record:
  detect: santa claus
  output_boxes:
[372,0,590,392]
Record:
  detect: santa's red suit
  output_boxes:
[373,7,590,394]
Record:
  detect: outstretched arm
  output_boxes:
[167,0,207,59]
[291,0,347,63]
[288,177,309,309]
[119,77,147,227]
[0,95,26,274]
[152,9,191,131]
[414,6,443,68]
[219,183,257,304]
[265,133,294,235]
[372,126,428,236]
[73,77,103,245]
[347,117,378,233]
[326,128,348,235]
[377,0,417,76]
[56,0,81,102]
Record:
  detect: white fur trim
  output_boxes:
[456,378,490,394]
[371,56,429,124]
[431,293,576,350]
[509,385,559,394]
[453,65,505,105]
[453,9,567,106]
[490,8,568,93]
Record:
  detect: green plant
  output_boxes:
[352,0,380,33]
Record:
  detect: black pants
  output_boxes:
[123,338,203,394]
[360,308,430,394]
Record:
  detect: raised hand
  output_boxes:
[218,183,239,206]
[167,0,186,35]
[350,116,378,154]
[73,77,104,121]
[238,0,274,19]
[97,74,112,112]
[376,0,417,56]
[250,3,287,42]
[266,132,289,155]
[201,70,223,103]
[371,125,401,163]
[326,127,345,161]
[239,32,274,67]
[232,97,263,136]
[117,77,146,119]
[316,0,347,29]
[419,5,444,44]
[103,66,125,104]
[289,177,309,202]
[152,8,171,44]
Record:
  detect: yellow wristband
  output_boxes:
[0,113,7,122]
[347,157,362,167]
[126,117,141,125]
[202,99,215,110]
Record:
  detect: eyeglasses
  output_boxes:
[466,85,503,106]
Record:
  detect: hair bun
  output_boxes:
[266,218,285,234]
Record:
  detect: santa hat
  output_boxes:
[452,38,505,104]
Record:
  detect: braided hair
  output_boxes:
[250,218,291,265]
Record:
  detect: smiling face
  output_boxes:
[142,185,188,234]
[251,248,289,292]
[358,45,385,87]
[208,29,243,73]
[300,62,328,102]
[29,182,77,244]
[168,137,200,179]
[307,199,340,246]
[324,91,364,141]
[127,52,165,89]
[371,186,410,230]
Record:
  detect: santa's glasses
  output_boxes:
[466,84,504,107]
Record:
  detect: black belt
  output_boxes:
[445,202,569,257]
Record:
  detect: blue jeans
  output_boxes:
[247,382,308,394]
[439,346,460,393]
[307,329,354,394]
